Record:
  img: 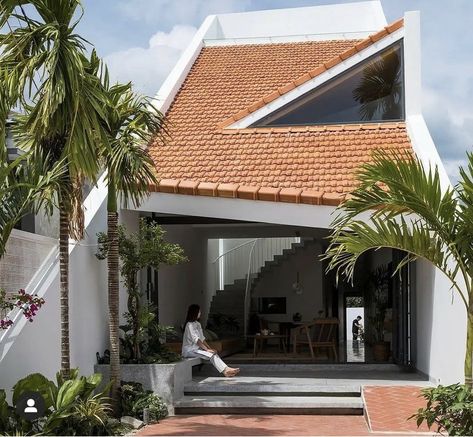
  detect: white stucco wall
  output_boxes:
[414,260,466,384]
[253,242,323,324]
[0,180,109,392]
[157,225,206,329]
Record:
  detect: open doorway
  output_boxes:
[345,296,365,362]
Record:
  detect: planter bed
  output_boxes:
[95,357,201,415]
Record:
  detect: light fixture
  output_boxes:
[292,271,303,295]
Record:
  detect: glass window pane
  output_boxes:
[253,42,404,127]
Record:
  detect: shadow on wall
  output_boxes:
[414,259,435,378]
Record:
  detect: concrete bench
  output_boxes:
[95,357,202,415]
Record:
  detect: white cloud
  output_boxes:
[117,0,250,26]
[104,25,197,96]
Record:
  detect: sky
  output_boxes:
[77,0,473,181]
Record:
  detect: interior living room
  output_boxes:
[144,214,413,368]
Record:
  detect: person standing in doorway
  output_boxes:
[181,304,240,377]
[352,316,362,340]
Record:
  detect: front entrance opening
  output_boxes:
[142,213,413,367]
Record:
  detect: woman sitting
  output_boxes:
[182,304,240,377]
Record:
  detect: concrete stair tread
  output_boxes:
[175,395,363,409]
[185,377,360,394]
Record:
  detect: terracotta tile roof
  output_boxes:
[218,18,404,129]
[149,19,412,206]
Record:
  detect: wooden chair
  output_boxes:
[291,318,339,361]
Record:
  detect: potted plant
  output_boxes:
[366,265,391,361]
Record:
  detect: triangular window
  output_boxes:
[253,43,404,127]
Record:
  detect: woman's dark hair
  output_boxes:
[185,304,200,325]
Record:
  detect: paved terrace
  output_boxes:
[139,365,435,435]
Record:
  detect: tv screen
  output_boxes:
[259,297,286,314]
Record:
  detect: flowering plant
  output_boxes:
[0,288,45,329]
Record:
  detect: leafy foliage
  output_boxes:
[0,369,121,435]
[99,74,165,211]
[364,265,390,343]
[120,381,167,424]
[119,304,181,364]
[0,153,66,257]
[410,384,473,436]
[0,288,45,329]
[324,151,473,385]
[96,219,187,361]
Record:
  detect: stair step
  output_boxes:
[184,379,360,396]
[174,395,363,415]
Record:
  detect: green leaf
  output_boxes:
[12,373,54,409]
[55,378,85,409]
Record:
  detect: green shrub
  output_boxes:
[411,384,473,436]
[121,381,167,423]
[0,369,121,436]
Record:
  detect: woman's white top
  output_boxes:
[182,321,205,356]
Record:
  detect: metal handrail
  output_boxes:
[243,239,259,337]
[211,238,258,263]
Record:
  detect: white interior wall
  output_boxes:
[415,260,465,384]
[253,242,323,324]
[157,225,206,329]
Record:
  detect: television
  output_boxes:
[259,297,286,314]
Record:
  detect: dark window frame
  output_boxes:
[252,41,405,127]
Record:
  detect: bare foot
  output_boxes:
[223,369,235,377]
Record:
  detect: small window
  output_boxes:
[253,42,404,127]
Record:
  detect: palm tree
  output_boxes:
[0,0,108,378]
[100,76,164,412]
[0,153,67,257]
[324,152,473,388]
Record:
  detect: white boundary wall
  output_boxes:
[0,178,109,391]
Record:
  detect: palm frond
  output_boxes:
[101,80,165,209]
[0,152,67,256]
[325,151,471,309]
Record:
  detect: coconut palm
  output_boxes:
[0,152,67,256]
[324,152,473,388]
[99,74,164,412]
[0,0,108,378]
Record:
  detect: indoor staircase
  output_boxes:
[206,238,315,337]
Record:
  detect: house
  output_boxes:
[0,1,465,392]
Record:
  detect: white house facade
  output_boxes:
[0,1,465,392]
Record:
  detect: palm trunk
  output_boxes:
[107,183,121,415]
[465,304,473,389]
[59,204,70,380]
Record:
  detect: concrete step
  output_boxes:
[184,377,361,397]
[174,395,363,415]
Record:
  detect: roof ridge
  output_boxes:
[217,17,404,130]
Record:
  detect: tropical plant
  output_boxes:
[364,265,390,344]
[0,152,66,257]
[324,151,473,387]
[120,381,167,424]
[97,73,164,413]
[119,304,180,364]
[0,288,45,329]
[0,369,120,436]
[410,384,473,435]
[0,0,109,379]
[96,219,187,362]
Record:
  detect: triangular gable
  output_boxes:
[218,18,404,130]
